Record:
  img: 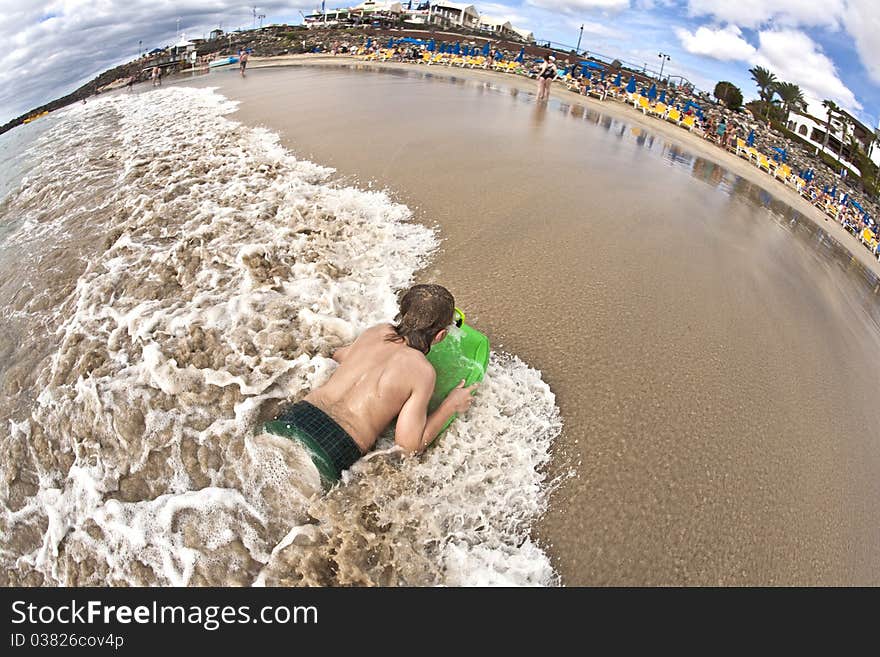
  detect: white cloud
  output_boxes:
[686,0,845,30]
[674,21,861,118]
[563,19,625,40]
[526,0,631,12]
[841,0,880,85]
[675,24,756,61]
[0,0,306,125]
[752,29,861,114]
[687,0,880,88]
[477,2,530,27]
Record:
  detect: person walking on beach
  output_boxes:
[273,284,477,482]
[537,55,557,102]
[715,118,727,145]
[239,50,249,77]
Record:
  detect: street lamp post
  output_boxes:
[658,52,670,80]
[576,24,584,54]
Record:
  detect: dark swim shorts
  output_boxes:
[265,401,363,484]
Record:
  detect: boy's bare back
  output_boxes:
[304,324,474,453]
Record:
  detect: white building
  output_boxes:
[786,108,876,176]
[478,15,514,37]
[510,26,535,43]
[429,3,480,30]
[352,1,403,14]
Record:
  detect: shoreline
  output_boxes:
[238,53,880,280]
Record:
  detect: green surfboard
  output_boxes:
[425,308,490,435]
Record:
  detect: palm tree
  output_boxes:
[774,81,806,123]
[749,66,777,120]
[821,99,838,155]
[837,114,849,162]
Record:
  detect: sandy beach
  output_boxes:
[175,60,880,585]
[244,54,880,279]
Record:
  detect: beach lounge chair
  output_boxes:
[860,228,877,250]
[757,153,774,172]
[735,138,747,157]
[774,164,791,182]
[505,61,519,73]
[649,102,667,118]
[666,107,681,124]
[746,147,759,162]
[681,115,696,130]
[420,52,432,64]
[635,96,651,113]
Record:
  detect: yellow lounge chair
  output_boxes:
[774,164,791,181]
[861,228,877,249]
[649,102,667,118]
[681,115,696,130]
[757,153,774,172]
[735,138,747,157]
[666,107,681,124]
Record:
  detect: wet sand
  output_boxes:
[181,63,880,585]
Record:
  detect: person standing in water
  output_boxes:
[239,49,249,77]
[273,284,477,483]
[537,55,557,102]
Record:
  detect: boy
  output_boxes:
[275,285,477,481]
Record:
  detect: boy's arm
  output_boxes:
[394,369,455,453]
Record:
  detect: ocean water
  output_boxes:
[0,87,562,586]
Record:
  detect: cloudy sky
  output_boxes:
[1,0,878,129]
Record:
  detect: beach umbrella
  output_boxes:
[659,89,666,103]
[626,75,636,93]
[439,43,446,53]
[387,38,394,48]
[852,199,865,211]
[482,42,490,56]
[496,51,504,61]
[366,37,372,48]
[747,130,755,146]
[454,42,460,55]
[647,83,657,100]
[600,70,605,80]
[515,47,524,63]
[427,39,435,52]
[613,72,621,86]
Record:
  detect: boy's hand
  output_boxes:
[446,380,478,414]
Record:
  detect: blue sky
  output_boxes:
[1,1,877,129]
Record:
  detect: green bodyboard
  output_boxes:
[425,315,490,435]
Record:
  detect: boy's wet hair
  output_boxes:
[386,284,455,354]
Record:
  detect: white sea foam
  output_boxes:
[0,86,562,586]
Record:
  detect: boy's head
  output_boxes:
[391,284,455,354]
